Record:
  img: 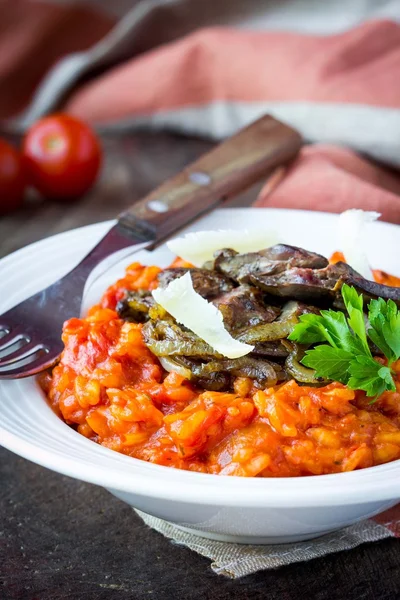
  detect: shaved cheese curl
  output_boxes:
[152,272,254,359]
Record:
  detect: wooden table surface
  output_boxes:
[1,132,400,600]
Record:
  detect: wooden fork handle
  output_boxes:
[117,115,302,243]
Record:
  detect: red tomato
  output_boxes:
[22,114,102,200]
[0,139,25,214]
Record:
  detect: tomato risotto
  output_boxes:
[41,257,400,477]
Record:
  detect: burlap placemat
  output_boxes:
[136,509,397,578]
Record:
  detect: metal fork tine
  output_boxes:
[0,330,28,352]
[0,350,59,379]
[0,342,47,366]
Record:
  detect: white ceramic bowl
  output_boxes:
[1,209,400,544]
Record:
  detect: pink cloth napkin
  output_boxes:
[255,144,400,223]
[0,1,114,119]
[2,4,400,223]
[67,20,400,124]
[61,18,400,224]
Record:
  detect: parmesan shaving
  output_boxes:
[167,229,279,267]
[339,209,380,280]
[152,272,254,359]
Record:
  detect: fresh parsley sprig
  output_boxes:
[288,284,400,398]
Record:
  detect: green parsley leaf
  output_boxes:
[302,346,353,383]
[289,284,400,398]
[288,313,334,346]
[289,306,364,354]
[317,310,349,349]
[348,355,395,398]
[341,284,371,355]
[368,325,393,363]
[368,298,400,364]
[318,309,365,354]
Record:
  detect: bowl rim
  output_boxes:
[3,421,400,507]
[2,208,400,508]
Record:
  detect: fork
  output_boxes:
[0,115,301,379]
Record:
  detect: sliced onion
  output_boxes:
[236,302,301,344]
[158,357,193,379]
[283,340,325,384]
[285,352,320,383]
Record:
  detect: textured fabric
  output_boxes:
[136,509,395,579]
[51,0,400,31]
[68,21,400,112]
[2,1,400,224]
[1,2,400,169]
[0,0,114,119]
[255,144,400,224]
[65,20,400,169]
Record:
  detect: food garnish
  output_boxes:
[290,284,400,398]
[152,271,254,359]
[338,209,380,280]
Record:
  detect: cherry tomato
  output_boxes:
[22,114,102,200]
[0,139,25,214]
